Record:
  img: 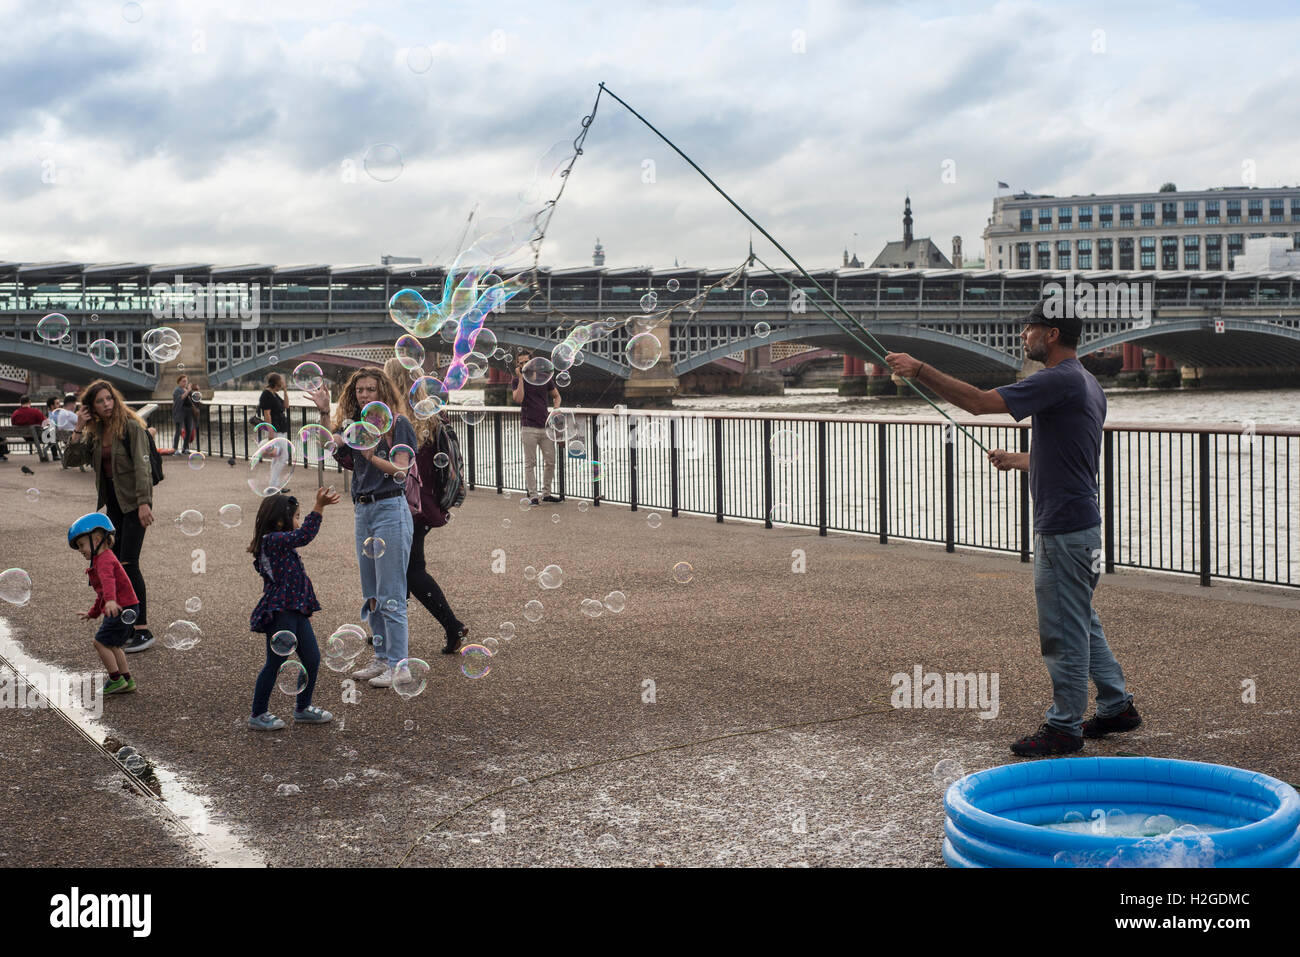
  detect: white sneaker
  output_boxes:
[352,659,386,680]
[368,666,394,688]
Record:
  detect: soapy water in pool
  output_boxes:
[1042,811,1226,837]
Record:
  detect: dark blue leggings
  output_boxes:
[251,610,320,717]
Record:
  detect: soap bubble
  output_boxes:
[120,609,137,625]
[394,335,425,372]
[523,565,537,581]
[538,564,563,589]
[626,333,661,370]
[458,395,486,426]
[932,758,965,788]
[519,497,532,511]
[270,630,298,656]
[392,658,430,699]
[550,514,560,524]
[459,645,492,679]
[603,591,626,613]
[464,352,489,378]
[254,422,278,445]
[162,619,201,650]
[666,278,680,293]
[551,341,578,372]
[342,420,382,451]
[433,451,449,468]
[545,410,580,442]
[37,313,69,341]
[25,488,39,503]
[639,292,658,311]
[770,503,793,526]
[556,371,571,387]
[360,401,394,435]
[577,500,589,512]
[277,660,308,695]
[388,288,430,330]
[248,437,295,496]
[522,356,555,386]
[501,518,511,529]
[298,424,336,462]
[185,596,202,614]
[770,429,802,466]
[88,339,120,367]
[143,326,183,362]
[326,625,367,661]
[121,2,143,22]
[500,621,516,641]
[363,537,386,559]
[292,361,324,392]
[409,376,447,418]
[590,460,602,481]
[750,289,769,308]
[187,451,205,470]
[754,321,771,338]
[363,143,403,182]
[1142,814,1178,836]
[472,327,498,355]
[646,512,662,529]
[672,562,694,584]
[175,509,204,536]
[524,599,543,622]
[218,504,243,528]
[389,444,416,470]
[580,598,604,618]
[567,438,586,459]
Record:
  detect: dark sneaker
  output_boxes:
[124,630,155,653]
[443,626,468,655]
[1011,723,1084,757]
[530,497,540,507]
[542,494,563,503]
[1082,703,1142,739]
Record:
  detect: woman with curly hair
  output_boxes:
[306,367,415,688]
[62,380,157,652]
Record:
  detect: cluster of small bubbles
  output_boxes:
[162,620,201,650]
[123,753,148,774]
[754,321,771,338]
[523,565,537,581]
[603,591,626,613]
[185,596,202,614]
[88,339,120,367]
[37,313,69,341]
[292,361,324,392]
[626,333,661,370]
[25,488,39,503]
[749,289,769,308]
[499,621,516,641]
[276,783,301,797]
[270,630,298,656]
[666,278,680,293]
[646,512,662,529]
[481,636,501,656]
[277,660,307,695]
[580,598,604,618]
[175,509,204,536]
[932,758,965,788]
[770,429,803,466]
[188,451,205,470]
[393,658,430,699]
[218,504,243,528]
[363,536,386,559]
[639,292,658,311]
[672,561,695,584]
[460,645,492,679]
[248,437,294,496]
[523,599,543,622]
[537,564,563,589]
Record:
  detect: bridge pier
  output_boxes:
[151,321,212,400]
[737,344,784,396]
[1150,353,1180,389]
[484,366,511,406]
[1117,343,1146,387]
[866,363,897,396]
[837,356,870,396]
[623,323,677,408]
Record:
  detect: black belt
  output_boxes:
[355,488,405,504]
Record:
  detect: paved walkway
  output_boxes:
[1,453,1297,866]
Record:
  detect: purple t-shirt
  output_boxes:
[994,358,1106,535]
[511,376,554,428]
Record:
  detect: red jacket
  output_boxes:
[86,550,138,617]
[11,406,44,427]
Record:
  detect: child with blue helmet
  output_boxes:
[69,513,141,695]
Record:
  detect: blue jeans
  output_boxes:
[251,610,320,717]
[1033,525,1132,737]
[355,497,413,666]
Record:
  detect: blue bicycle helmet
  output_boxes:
[68,512,115,549]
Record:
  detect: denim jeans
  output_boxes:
[355,496,413,666]
[251,610,320,717]
[1033,524,1132,736]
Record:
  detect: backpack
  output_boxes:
[123,423,166,486]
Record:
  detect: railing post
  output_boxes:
[229,404,237,461]
[557,427,567,499]
[1020,425,1031,563]
[1103,429,1114,573]
[944,422,955,553]
[669,416,679,518]
[877,421,888,544]
[629,419,638,512]
[494,411,504,495]
[1199,431,1211,586]
[713,417,724,523]
[591,413,601,505]
[217,405,225,458]
[466,419,477,491]
[817,420,828,536]
[763,419,773,528]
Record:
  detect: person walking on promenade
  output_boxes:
[511,350,562,506]
[884,299,1139,757]
[383,357,470,655]
[305,367,415,689]
[69,513,141,695]
[171,374,199,453]
[62,380,158,653]
[258,372,291,436]
[247,486,340,731]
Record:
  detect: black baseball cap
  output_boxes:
[1020,299,1083,340]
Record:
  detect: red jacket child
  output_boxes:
[87,549,139,618]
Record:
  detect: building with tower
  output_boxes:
[592,238,605,267]
[870,197,953,268]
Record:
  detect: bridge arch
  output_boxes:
[1083,318,1300,367]
[0,337,156,392]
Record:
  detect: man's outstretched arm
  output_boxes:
[884,352,1009,416]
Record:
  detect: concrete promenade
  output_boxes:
[1,452,1297,867]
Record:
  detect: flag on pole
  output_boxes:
[997,181,1009,189]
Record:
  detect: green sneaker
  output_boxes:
[121,677,137,693]
[103,676,128,695]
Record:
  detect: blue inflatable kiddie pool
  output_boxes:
[943,757,1300,867]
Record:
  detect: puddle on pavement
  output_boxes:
[0,617,264,867]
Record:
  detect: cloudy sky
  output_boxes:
[2,0,1298,271]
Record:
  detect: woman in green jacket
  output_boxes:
[63,380,157,652]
